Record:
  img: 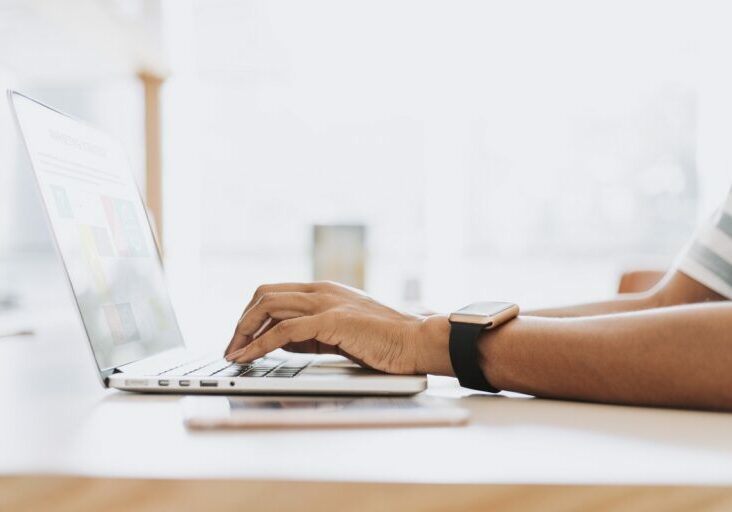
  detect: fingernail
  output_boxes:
[228,347,248,361]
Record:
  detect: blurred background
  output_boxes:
[2,0,732,349]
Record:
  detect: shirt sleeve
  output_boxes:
[677,189,732,299]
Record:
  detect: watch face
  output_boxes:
[449,301,519,327]
[455,301,515,316]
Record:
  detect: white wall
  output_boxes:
[0,67,18,258]
[160,0,712,347]
[696,3,732,220]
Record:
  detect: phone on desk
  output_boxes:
[181,396,469,429]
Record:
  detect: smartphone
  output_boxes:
[181,396,469,429]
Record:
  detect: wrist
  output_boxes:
[415,315,454,376]
[476,315,539,392]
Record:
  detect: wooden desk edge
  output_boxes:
[2,476,732,512]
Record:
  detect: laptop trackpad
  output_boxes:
[301,355,383,377]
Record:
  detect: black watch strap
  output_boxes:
[448,322,500,393]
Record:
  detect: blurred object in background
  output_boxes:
[402,277,422,307]
[313,225,366,289]
[0,292,18,311]
[0,260,31,339]
[401,276,434,316]
[0,254,15,311]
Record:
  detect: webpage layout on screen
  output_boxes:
[11,93,183,371]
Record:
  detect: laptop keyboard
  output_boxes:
[156,356,310,379]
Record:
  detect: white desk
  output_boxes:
[1,307,732,486]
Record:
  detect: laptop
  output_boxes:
[8,90,426,396]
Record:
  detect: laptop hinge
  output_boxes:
[100,366,118,387]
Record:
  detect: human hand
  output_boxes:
[224,281,452,375]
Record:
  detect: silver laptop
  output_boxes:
[8,90,426,396]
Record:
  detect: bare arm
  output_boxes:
[415,271,732,410]
[526,271,726,317]
[472,301,732,410]
[227,274,732,411]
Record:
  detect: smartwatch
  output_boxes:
[448,301,519,392]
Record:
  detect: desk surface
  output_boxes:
[2,308,732,486]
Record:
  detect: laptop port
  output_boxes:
[158,379,169,386]
[179,380,190,387]
[200,380,218,387]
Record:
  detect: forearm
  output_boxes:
[478,303,732,410]
[525,270,725,318]
[525,292,654,318]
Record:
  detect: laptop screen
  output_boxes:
[10,91,184,372]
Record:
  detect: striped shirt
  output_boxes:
[678,189,732,298]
